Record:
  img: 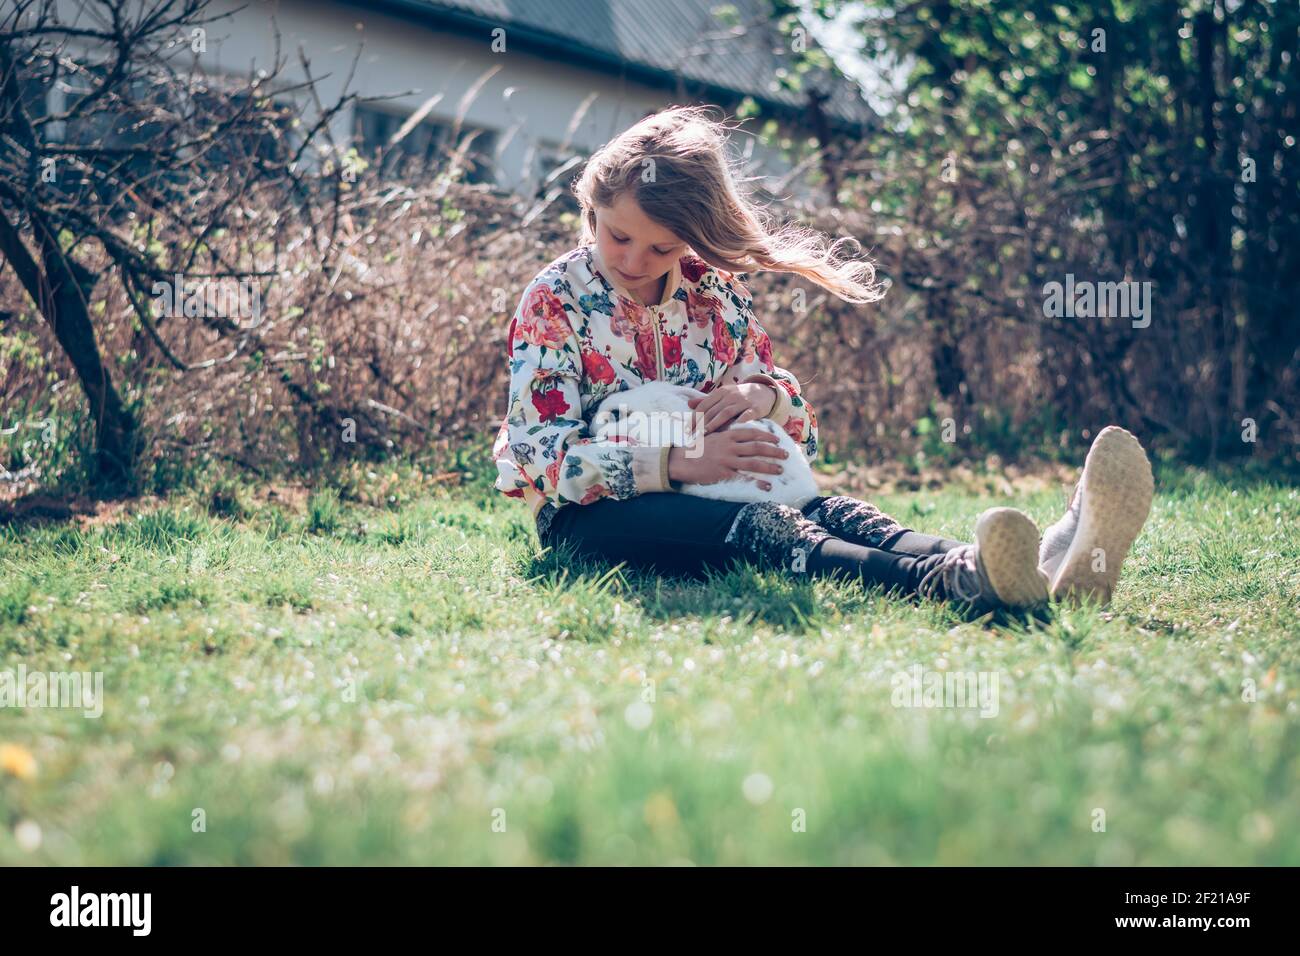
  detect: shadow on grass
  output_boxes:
[519,536,831,632]
[519,536,1060,636]
[0,490,125,529]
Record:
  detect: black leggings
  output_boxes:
[536,493,968,597]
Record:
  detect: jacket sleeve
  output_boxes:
[722,309,819,464]
[502,278,676,508]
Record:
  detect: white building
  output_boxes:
[187,0,877,197]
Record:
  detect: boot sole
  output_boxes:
[975,508,1049,608]
[1049,426,1154,606]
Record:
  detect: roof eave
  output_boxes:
[343,0,874,135]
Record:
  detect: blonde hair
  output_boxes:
[574,105,883,305]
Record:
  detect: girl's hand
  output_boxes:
[687,382,778,434]
[668,428,788,491]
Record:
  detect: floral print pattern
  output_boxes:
[493,244,820,517]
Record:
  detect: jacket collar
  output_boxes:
[588,244,682,308]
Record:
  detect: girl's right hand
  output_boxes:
[667,428,789,491]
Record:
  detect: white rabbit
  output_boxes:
[591,381,819,509]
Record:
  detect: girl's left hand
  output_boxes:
[688,382,778,434]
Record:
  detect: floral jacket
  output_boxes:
[492,243,819,518]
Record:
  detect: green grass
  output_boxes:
[0,467,1297,865]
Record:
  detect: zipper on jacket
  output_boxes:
[653,308,665,380]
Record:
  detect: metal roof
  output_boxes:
[351,0,876,132]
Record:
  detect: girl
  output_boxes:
[493,106,1154,614]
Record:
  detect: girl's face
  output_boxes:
[593,193,687,293]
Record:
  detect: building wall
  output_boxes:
[180,0,800,195]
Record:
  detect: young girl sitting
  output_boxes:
[493,106,1154,614]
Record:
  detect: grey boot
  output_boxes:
[919,508,1049,614]
[1038,481,1081,583]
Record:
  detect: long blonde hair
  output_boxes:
[574,105,883,305]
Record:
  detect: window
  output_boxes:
[529,140,583,210]
[533,141,583,188]
[353,103,498,185]
[10,72,50,126]
[186,86,295,168]
[53,62,160,149]
[28,62,161,208]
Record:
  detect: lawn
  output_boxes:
[1,461,1297,865]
